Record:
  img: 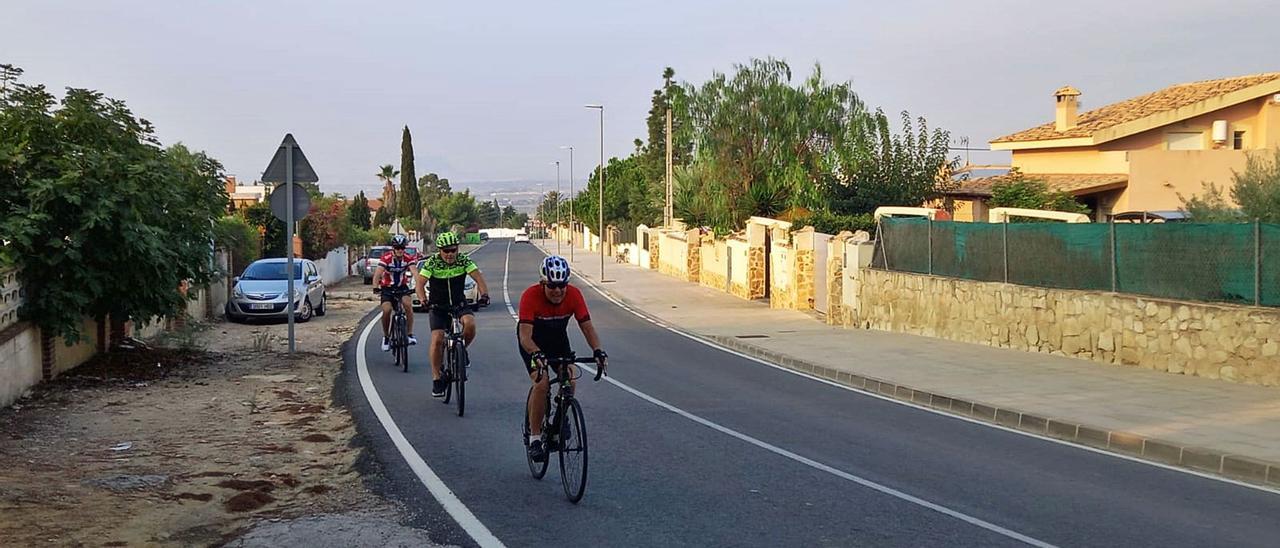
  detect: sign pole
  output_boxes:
[285,142,296,354]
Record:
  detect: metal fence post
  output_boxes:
[1255,219,1262,306]
[1110,218,1117,293]
[1001,221,1009,283]
[876,218,890,270]
[927,217,933,275]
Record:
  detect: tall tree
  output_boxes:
[377,164,398,216]
[398,125,421,220]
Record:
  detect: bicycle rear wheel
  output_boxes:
[395,315,409,373]
[524,386,548,479]
[558,398,588,503]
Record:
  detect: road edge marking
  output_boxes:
[356,309,505,548]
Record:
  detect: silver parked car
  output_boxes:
[225,258,327,323]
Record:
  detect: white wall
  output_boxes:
[0,325,40,408]
[314,246,350,285]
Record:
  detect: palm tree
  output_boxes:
[378,164,399,218]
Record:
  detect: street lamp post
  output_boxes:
[560,145,574,261]
[552,160,561,254]
[585,104,604,280]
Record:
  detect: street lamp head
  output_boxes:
[559,145,573,150]
[584,104,603,109]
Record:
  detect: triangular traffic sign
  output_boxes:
[262,133,319,183]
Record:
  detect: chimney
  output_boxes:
[224,175,237,196]
[1054,86,1081,132]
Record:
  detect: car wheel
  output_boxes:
[297,299,314,323]
[315,293,327,316]
[224,303,241,323]
[363,277,372,285]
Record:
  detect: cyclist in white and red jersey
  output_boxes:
[374,234,422,351]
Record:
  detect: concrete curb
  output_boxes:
[546,239,1280,490]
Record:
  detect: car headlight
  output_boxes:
[233,285,244,298]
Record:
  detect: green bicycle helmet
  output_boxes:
[435,232,460,248]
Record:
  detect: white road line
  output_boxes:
[519,242,1056,547]
[503,240,517,319]
[356,313,505,547]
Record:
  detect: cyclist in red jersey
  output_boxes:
[373,234,422,351]
[517,255,607,462]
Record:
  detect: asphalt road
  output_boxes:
[346,239,1280,548]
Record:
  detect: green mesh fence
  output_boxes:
[872,218,1278,307]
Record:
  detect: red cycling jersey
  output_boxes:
[518,283,590,357]
[376,250,422,287]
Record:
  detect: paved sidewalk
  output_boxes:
[540,240,1280,486]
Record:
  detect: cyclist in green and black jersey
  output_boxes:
[415,232,490,397]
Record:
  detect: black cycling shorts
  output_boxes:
[381,291,412,305]
[428,307,473,332]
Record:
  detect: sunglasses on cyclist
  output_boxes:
[544,281,568,290]
[440,246,459,253]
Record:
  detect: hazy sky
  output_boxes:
[4,0,1276,197]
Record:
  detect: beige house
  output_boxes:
[949,73,1280,221]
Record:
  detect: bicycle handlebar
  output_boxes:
[534,355,605,383]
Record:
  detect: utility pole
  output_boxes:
[665,108,674,228]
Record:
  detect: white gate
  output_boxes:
[813,233,832,313]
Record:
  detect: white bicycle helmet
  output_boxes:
[541,255,571,284]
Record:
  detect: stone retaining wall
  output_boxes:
[851,268,1280,386]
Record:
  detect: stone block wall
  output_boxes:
[851,268,1280,386]
[685,231,702,284]
[826,233,852,324]
[795,249,815,310]
[746,246,767,300]
[647,229,661,270]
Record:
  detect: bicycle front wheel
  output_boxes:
[454,345,466,417]
[524,386,548,479]
[558,398,588,503]
[442,346,454,405]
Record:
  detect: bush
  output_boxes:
[989,171,1090,216]
[792,211,876,235]
[213,216,260,263]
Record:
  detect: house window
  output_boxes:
[1233,131,1246,150]
[1166,132,1203,151]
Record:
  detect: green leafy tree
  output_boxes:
[1231,149,1280,222]
[418,172,451,208]
[213,215,260,264]
[399,125,421,220]
[989,170,1090,216]
[478,200,501,227]
[0,71,227,340]
[432,189,480,229]
[242,201,286,257]
[826,110,958,216]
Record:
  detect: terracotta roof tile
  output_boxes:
[992,73,1280,143]
[947,173,1128,198]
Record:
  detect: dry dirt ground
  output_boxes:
[0,280,449,547]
